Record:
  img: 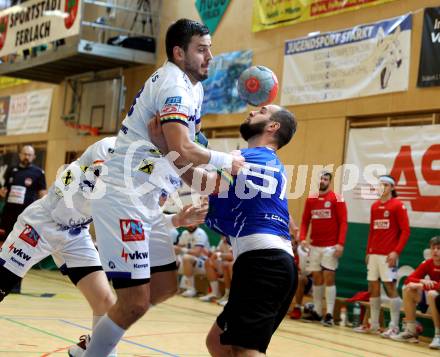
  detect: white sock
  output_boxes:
[92,315,117,356]
[92,315,103,330]
[210,281,219,296]
[313,285,324,316]
[406,320,416,334]
[435,327,440,335]
[389,297,401,328]
[224,288,230,297]
[325,285,336,315]
[370,297,381,328]
[84,314,125,357]
[187,276,195,289]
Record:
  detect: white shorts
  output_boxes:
[91,183,164,281]
[308,245,339,272]
[297,245,311,274]
[367,254,398,282]
[149,216,176,270]
[0,200,100,278]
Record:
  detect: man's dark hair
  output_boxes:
[321,171,333,181]
[270,109,297,149]
[166,19,210,62]
[430,236,440,247]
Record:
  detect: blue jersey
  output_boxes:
[206,147,290,239]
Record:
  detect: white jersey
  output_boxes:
[178,227,210,249]
[102,61,203,199]
[41,137,116,228]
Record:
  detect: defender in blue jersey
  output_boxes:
[205,105,298,356]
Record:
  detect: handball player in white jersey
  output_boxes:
[85,19,244,357]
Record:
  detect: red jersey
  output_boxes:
[300,191,348,247]
[366,197,410,256]
[404,259,440,291]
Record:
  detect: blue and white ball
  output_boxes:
[237,65,279,107]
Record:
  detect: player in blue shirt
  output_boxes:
[148,103,298,355]
[204,104,298,356]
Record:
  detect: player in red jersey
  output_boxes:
[391,236,440,349]
[300,171,347,326]
[355,175,410,337]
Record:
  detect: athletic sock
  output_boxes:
[210,281,219,296]
[406,320,416,334]
[389,297,401,328]
[370,297,381,329]
[187,276,195,289]
[84,314,124,357]
[435,327,440,335]
[92,315,117,356]
[313,285,324,316]
[325,285,336,315]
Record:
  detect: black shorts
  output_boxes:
[216,248,298,353]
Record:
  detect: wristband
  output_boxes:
[209,150,233,169]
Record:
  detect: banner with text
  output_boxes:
[344,125,440,229]
[0,0,82,57]
[252,0,396,32]
[6,88,53,135]
[281,14,411,105]
[201,50,252,115]
[417,7,440,87]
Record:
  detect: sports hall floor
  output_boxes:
[1,270,437,356]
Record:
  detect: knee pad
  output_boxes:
[0,266,22,302]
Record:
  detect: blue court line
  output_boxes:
[60,319,179,357]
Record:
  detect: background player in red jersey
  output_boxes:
[391,236,440,349]
[300,171,347,326]
[355,175,410,337]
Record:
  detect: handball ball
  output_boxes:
[237,66,278,107]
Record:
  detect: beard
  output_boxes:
[319,183,329,191]
[239,121,267,141]
[184,58,208,82]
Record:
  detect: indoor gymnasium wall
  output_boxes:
[159,0,440,221]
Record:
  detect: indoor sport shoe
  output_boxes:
[218,299,228,307]
[199,293,220,302]
[353,325,381,334]
[321,313,334,327]
[429,335,440,349]
[181,288,197,298]
[68,335,90,357]
[390,330,419,343]
[381,326,399,339]
[302,310,322,323]
[289,307,302,320]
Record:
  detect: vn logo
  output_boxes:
[121,248,148,262]
[8,243,31,261]
[390,144,440,212]
[18,224,40,247]
[119,219,145,242]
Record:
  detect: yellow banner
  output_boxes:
[252,0,397,32]
[0,77,28,89]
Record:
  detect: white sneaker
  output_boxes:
[390,330,419,343]
[218,299,228,306]
[181,288,197,298]
[353,325,381,334]
[429,335,440,349]
[199,293,219,302]
[68,335,90,357]
[381,326,399,339]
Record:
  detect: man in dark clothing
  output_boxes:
[0,145,46,292]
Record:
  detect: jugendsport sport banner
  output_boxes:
[336,126,440,298]
[281,14,411,106]
[0,0,82,57]
[252,0,397,32]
